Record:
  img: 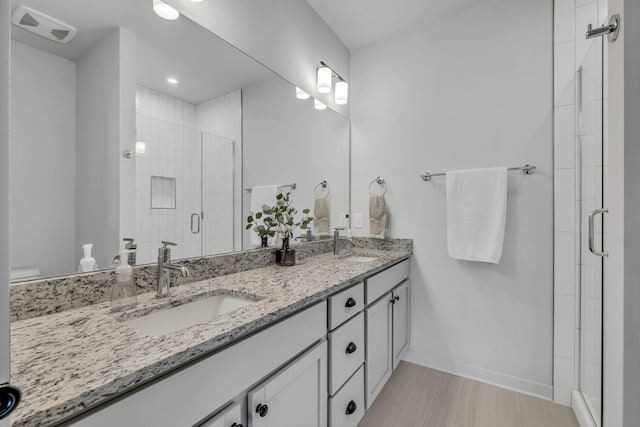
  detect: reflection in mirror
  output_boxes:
[9,0,349,282]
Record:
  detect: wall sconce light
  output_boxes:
[316,66,332,94]
[153,0,180,20]
[314,98,327,110]
[334,81,348,105]
[296,87,310,100]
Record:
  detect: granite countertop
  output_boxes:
[11,249,411,427]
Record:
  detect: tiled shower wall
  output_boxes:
[134,87,239,264]
[553,0,608,406]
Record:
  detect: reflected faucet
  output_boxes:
[333,228,353,256]
[157,241,190,298]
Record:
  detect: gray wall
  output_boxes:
[0,0,10,423]
[76,28,130,270]
[10,41,76,277]
[242,76,350,248]
[165,0,350,117]
[350,0,554,397]
[624,0,640,425]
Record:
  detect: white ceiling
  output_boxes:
[11,0,273,104]
[305,0,485,50]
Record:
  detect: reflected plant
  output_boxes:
[246,192,313,241]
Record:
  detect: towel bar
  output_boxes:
[419,164,536,182]
[244,183,297,192]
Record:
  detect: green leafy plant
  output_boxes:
[246,192,313,241]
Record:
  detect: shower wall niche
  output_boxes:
[134,87,238,264]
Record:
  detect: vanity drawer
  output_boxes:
[366,259,410,304]
[329,365,365,427]
[329,282,364,330]
[329,312,365,395]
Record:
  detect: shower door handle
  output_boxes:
[588,208,608,257]
[191,213,201,234]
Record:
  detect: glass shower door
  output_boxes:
[577,36,604,427]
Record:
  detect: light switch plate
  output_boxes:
[354,213,364,228]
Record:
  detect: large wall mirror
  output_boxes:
[9,0,350,282]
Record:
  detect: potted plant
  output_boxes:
[246,192,313,266]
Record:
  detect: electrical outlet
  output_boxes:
[339,213,349,228]
[354,213,364,228]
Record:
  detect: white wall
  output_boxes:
[10,42,76,277]
[0,0,10,423]
[242,76,350,248]
[76,28,134,270]
[165,0,350,117]
[350,0,554,398]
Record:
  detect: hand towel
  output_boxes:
[250,185,279,246]
[369,195,387,239]
[313,197,330,237]
[446,167,508,264]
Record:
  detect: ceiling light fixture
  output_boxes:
[153,0,179,20]
[334,81,349,105]
[296,87,310,100]
[314,99,327,110]
[166,77,179,84]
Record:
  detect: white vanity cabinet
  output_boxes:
[200,401,245,427]
[248,341,327,427]
[364,260,410,409]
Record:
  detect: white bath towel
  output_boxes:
[313,197,330,237]
[446,167,508,264]
[250,185,279,246]
[369,195,387,239]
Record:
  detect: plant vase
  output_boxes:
[275,237,296,266]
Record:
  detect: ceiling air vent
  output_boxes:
[11,5,77,44]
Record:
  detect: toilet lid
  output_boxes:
[10,267,41,281]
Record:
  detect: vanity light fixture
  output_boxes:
[166,77,179,84]
[316,61,349,105]
[316,66,332,94]
[334,81,349,105]
[153,0,179,20]
[314,98,327,110]
[296,87,310,100]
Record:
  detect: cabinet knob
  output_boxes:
[230,423,243,427]
[395,296,400,302]
[390,297,396,304]
[345,400,357,415]
[345,342,357,354]
[256,403,269,417]
[345,297,357,308]
[0,383,21,420]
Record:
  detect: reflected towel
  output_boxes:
[369,195,387,239]
[446,167,508,264]
[250,185,279,246]
[313,197,330,237]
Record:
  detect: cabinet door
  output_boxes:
[365,294,392,409]
[248,341,327,427]
[201,401,244,427]
[392,280,410,370]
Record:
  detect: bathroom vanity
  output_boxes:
[10,241,411,427]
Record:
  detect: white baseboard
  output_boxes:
[403,351,553,400]
[572,390,597,427]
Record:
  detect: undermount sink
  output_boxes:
[123,293,257,337]
[346,256,377,263]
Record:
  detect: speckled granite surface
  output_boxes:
[10,239,335,321]
[10,247,411,427]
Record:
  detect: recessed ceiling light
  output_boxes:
[167,77,179,84]
[153,0,179,20]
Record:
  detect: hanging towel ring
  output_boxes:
[369,176,387,196]
[314,180,330,198]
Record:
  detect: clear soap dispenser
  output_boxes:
[110,250,138,313]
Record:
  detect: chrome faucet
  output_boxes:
[333,228,353,256]
[157,241,190,298]
[113,237,138,265]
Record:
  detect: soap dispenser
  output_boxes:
[79,243,97,272]
[110,250,138,313]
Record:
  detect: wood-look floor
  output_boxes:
[359,362,578,427]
